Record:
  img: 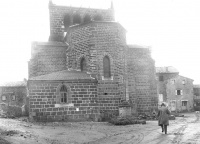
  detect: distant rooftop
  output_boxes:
[156,66,179,73]
[0,81,26,87]
[179,75,194,81]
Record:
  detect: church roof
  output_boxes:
[69,21,127,32]
[0,81,26,87]
[128,44,149,49]
[29,70,96,81]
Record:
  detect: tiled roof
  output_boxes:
[0,81,26,87]
[69,21,127,32]
[29,70,96,81]
[156,66,179,73]
[179,75,194,81]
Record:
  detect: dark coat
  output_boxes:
[157,107,170,126]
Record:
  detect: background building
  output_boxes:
[0,80,28,117]
[0,81,27,106]
[156,66,194,112]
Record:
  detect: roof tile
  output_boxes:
[29,70,96,81]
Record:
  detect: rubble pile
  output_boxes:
[1,130,19,136]
[109,115,146,125]
[137,113,176,120]
[0,105,22,118]
[137,113,158,120]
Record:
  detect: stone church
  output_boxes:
[28,1,158,122]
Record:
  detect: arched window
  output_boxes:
[60,85,67,103]
[73,13,81,25]
[83,14,91,23]
[80,57,87,72]
[103,56,111,78]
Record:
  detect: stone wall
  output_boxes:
[126,47,158,114]
[49,2,114,41]
[66,22,127,113]
[28,80,99,122]
[156,73,178,102]
[28,42,68,78]
[166,75,194,111]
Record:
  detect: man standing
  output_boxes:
[158,103,171,134]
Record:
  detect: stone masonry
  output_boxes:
[156,67,194,112]
[66,22,127,114]
[28,1,158,121]
[126,46,158,114]
[28,42,67,78]
[48,1,114,41]
[28,71,98,122]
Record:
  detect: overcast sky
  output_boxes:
[0,0,200,84]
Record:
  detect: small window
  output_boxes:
[159,76,164,81]
[103,56,111,78]
[61,93,67,103]
[2,95,6,101]
[182,80,186,85]
[80,57,87,72]
[176,90,183,95]
[182,101,187,106]
[60,85,68,103]
[172,80,175,84]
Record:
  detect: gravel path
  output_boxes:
[0,113,199,144]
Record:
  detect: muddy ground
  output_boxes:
[0,112,199,144]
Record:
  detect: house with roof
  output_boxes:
[156,66,194,112]
[0,80,27,107]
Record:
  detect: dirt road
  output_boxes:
[0,112,199,144]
